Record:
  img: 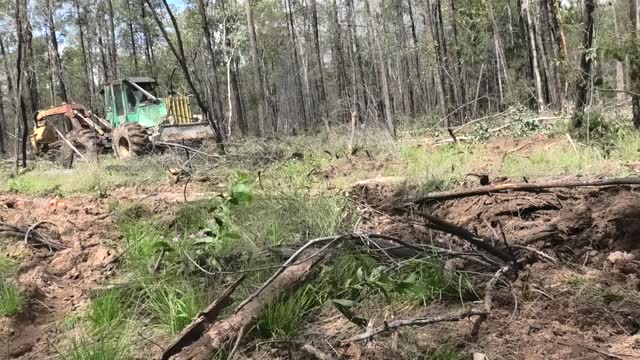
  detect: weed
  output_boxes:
[0,281,25,317]
[62,336,131,360]
[86,290,129,332]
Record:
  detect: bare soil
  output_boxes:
[0,183,204,360]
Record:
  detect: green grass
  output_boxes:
[256,285,319,339]
[231,192,355,250]
[141,280,206,335]
[1,157,165,196]
[86,290,129,332]
[0,281,25,317]
[62,336,131,360]
[255,255,475,340]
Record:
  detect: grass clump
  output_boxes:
[256,285,318,339]
[142,281,206,335]
[62,336,131,360]
[231,192,354,249]
[255,255,474,341]
[0,281,25,317]
[86,290,129,332]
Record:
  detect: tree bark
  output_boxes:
[572,0,596,128]
[523,0,544,112]
[75,0,94,107]
[24,16,39,114]
[195,0,224,130]
[14,0,28,169]
[125,0,140,73]
[107,0,118,79]
[46,0,69,103]
[285,0,308,130]
[629,0,640,128]
[310,0,327,115]
[245,0,267,135]
[368,0,395,138]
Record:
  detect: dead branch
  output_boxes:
[168,254,326,360]
[342,310,487,343]
[161,276,246,360]
[410,177,640,204]
[0,221,65,250]
[417,212,513,263]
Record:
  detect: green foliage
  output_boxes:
[1,159,166,196]
[0,281,25,317]
[142,281,206,335]
[62,337,131,360]
[86,290,129,332]
[256,285,318,339]
[509,114,541,138]
[231,192,354,249]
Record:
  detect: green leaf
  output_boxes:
[150,240,174,252]
[230,183,254,205]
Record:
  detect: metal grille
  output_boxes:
[165,96,193,124]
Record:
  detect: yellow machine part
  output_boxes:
[165,96,193,124]
[31,124,59,150]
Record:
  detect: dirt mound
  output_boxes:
[0,194,118,359]
[433,186,640,267]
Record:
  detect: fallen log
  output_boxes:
[410,177,640,204]
[168,253,326,360]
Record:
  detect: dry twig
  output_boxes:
[343,310,487,343]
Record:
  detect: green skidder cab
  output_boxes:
[101,77,214,159]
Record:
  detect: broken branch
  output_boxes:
[343,310,487,343]
[410,177,640,204]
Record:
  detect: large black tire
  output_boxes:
[59,129,100,168]
[112,123,149,159]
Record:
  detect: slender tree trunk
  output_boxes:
[331,0,348,105]
[572,0,596,127]
[24,16,39,114]
[125,0,140,73]
[46,0,69,103]
[285,0,308,130]
[15,0,28,169]
[245,0,267,135]
[523,0,544,112]
[140,0,156,75]
[107,0,118,79]
[97,24,110,84]
[0,81,5,154]
[310,0,327,115]
[407,0,423,112]
[425,0,448,117]
[368,0,395,138]
[196,0,224,129]
[75,0,93,108]
[613,2,626,103]
[629,0,640,128]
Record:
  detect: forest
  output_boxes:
[0,0,636,153]
[4,0,640,359]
